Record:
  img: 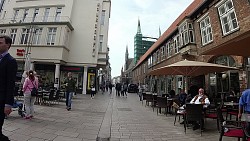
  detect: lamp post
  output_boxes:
[21,24,37,83]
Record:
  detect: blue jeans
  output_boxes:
[66,91,74,108]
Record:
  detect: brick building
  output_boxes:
[132,0,250,97]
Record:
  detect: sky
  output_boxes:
[108,0,193,77]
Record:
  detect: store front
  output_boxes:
[60,66,84,94]
[86,67,96,94]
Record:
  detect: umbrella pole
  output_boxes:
[184,76,188,94]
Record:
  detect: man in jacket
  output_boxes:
[64,72,76,111]
[0,35,17,141]
[238,89,250,136]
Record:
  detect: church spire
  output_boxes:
[137,18,141,34]
[125,45,129,61]
[159,26,161,38]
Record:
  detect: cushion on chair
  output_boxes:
[205,113,217,119]
[224,129,244,137]
[228,111,238,115]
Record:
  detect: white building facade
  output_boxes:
[0,0,111,94]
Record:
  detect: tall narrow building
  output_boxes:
[0,0,111,94]
[134,19,157,64]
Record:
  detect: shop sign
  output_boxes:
[61,66,83,72]
[210,76,216,86]
[16,49,25,56]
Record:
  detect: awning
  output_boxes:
[202,30,250,57]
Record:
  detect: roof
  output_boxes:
[134,0,205,69]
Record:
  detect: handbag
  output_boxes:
[29,79,38,97]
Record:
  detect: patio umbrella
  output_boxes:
[149,59,238,76]
[149,59,238,92]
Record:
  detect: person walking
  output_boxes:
[64,72,76,111]
[90,84,96,99]
[22,70,38,119]
[108,83,113,94]
[0,35,17,141]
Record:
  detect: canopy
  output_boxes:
[149,59,238,76]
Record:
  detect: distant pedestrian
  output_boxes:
[123,83,128,97]
[64,72,76,111]
[0,35,17,141]
[108,83,113,94]
[90,84,96,99]
[22,70,39,119]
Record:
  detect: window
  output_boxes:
[32,8,39,22]
[13,9,19,21]
[20,28,30,44]
[166,42,172,57]
[179,22,195,46]
[200,16,213,45]
[174,35,180,53]
[218,0,239,35]
[143,64,146,74]
[33,28,42,45]
[47,27,57,45]
[55,7,62,22]
[99,35,103,51]
[180,23,188,45]
[101,10,105,25]
[43,8,50,22]
[161,46,165,60]
[0,29,6,34]
[23,9,29,22]
[10,29,17,44]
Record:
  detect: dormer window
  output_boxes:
[179,21,195,46]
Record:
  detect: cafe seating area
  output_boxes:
[14,86,67,106]
[138,91,250,140]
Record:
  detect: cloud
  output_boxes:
[108,0,193,77]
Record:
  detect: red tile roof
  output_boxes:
[134,0,204,68]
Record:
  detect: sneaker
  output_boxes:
[24,116,31,119]
[30,115,34,118]
[67,107,71,111]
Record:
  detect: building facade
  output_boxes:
[0,0,111,94]
[134,19,157,64]
[132,0,250,97]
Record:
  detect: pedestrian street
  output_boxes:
[4,91,236,141]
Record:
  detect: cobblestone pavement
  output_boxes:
[3,91,236,141]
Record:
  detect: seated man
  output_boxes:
[190,88,210,130]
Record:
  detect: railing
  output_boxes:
[0,16,72,25]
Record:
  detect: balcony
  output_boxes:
[0,16,74,30]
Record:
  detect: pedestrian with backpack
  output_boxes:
[22,70,38,119]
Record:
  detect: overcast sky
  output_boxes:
[108,0,193,77]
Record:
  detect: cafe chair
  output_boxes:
[217,107,244,141]
[184,104,203,136]
[172,100,185,125]
[42,89,55,106]
[156,97,168,116]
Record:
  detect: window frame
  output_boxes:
[217,0,239,35]
[200,16,213,46]
[46,27,57,45]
